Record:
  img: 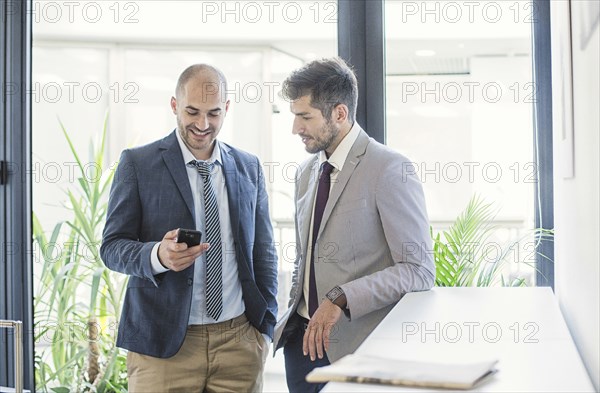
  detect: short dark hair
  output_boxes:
[175,64,228,100]
[281,57,358,122]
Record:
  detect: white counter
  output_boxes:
[324,287,595,392]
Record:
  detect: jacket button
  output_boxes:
[187,278,193,286]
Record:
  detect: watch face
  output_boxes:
[327,286,344,301]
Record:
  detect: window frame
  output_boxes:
[531,0,555,288]
[1,0,34,390]
[338,0,386,143]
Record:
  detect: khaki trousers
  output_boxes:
[127,314,269,393]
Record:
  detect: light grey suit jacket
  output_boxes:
[274,126,435,362]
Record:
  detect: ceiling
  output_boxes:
[33,0,532,76]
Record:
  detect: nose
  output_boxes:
[195,114,209,131]
[292,118,302,135]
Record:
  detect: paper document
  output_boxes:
[306,354,498,390]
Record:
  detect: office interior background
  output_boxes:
[1,0,598,392]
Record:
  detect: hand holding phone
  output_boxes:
[157,229,206,272]
[176,228,202,247]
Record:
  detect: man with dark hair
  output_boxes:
[273,57,435,393]
[101,64,277,392]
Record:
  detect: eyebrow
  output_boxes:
[185,106,222,113]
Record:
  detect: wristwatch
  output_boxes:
[326,286,351,318]
[326,286,346,307]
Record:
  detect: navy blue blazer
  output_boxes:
[100,131,278,358]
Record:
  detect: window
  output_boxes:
[385,0,538,284]
[32,1,336,391]
[2,1,556,390]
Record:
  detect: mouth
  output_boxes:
[188,128,212,137]
[300,135,312,144]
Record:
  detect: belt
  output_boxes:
[294,313,310,331]
[188,313,248,331]
[301,319,309,331]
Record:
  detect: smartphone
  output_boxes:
[176,228,202,247]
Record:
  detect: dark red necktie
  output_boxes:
[308,161,335,316]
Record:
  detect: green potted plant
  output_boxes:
[33,114,128,392]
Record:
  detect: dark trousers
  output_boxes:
[283,313,330,393]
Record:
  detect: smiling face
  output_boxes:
[171,75,229,160]
[290,95,347,157]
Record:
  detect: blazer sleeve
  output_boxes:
[340,159,436,320]
[100,149,160,286]
[251,159,279,337]
[288,167,303,308]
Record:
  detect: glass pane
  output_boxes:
[385,0,537,285]
[32,1,336,391]
[32,47,110,226]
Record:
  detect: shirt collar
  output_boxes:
[318,122,361,172]
[175,129,222,166]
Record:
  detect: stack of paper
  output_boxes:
[306,354,498,390]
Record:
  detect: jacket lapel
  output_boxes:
[297,157,320,256]
[317,129,370,239]
[219,141,240,239]
[160,132,195,219]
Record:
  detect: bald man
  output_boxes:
[101,64,278,392]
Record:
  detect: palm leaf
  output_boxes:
[432,195,554,287]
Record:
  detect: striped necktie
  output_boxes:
[189,160,223,320]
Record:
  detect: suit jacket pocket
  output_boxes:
[128,276,156,288]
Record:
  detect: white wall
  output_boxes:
[552,2,600,390]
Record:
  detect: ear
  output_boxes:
[170,96,177,114]
[225,99,231,114]
[332,103,349,124]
